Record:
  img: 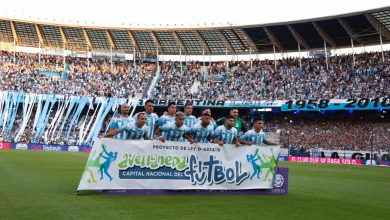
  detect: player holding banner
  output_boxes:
[188,112,217,143]
[156,111,195,143]
[213,115,241,146]
[240,117,278,146]
[104,103,134,139]
[104,113,150,140]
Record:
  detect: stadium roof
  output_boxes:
[0,6,390,55]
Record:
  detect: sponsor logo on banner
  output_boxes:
[278,156,288,161]
[288,156,362,165]
[77,139,281,191]
[31,145,43,151]
[68,146,79,152]
[81,147,92,152]
[1,142,91,152]
[270,171,288,194]
[0,142,9,149]
[273,174,284,188]
[15,143,28,150]
[380,161,390,166]
[42,145,62,151]
[365,160,377,166]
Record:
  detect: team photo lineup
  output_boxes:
[1,0,390,219]
[103,101,277,146]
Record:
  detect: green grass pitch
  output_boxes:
[0,149,389,220]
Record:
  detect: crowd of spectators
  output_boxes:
[0,51,155,98]
[269,112,389,152]
[0,50,389,152]
[1,50,388,101]
[152,51,389,100]
[150,61,203,99]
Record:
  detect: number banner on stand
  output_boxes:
[77,139,281,191]
[282,97,389,111]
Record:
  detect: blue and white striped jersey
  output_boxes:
[188,122,215,143]
[180,115,197,142]
[240,129,268,146]
[110,115,135,140]
[133,112,159,138]
[159,122,190,142]
[212,125,238,144]
[197,117,218,129]
[184,115,197,128]
[123,121,149,140]
[156,115,175,127]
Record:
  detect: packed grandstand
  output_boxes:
[0,7,389,158]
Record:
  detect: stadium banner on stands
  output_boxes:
[1,92,388,110]
[0,142,92,152]
[139,98,389,109]
[137,99,284,108]
[362,160,379,166]
[77,139,281,191]
[380,161,390,166]
[100,167,288,195]
[281,97,390,111]
[288,156,362,165]
[278,156,288,161]
[0,142,12,149]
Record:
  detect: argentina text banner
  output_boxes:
[77,139,281,191]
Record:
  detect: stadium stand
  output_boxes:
[1,50,388,100]
[0,51,155,98]
[151,51,389,100]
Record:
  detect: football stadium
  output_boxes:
[0,0,389,219]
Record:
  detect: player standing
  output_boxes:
[133,100,159,138]
[216,108,247,134]
[157,112,194,143]
[104,103,134,139]
[240,117,277,146]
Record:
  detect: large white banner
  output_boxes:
[77,139,281,191]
